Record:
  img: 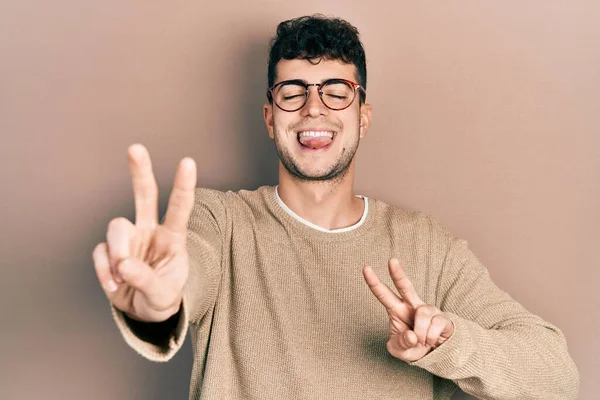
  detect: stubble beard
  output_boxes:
[272,118,360,183]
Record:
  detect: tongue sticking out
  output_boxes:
[298,136,333,149]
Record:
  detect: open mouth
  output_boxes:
[297,131,335,150]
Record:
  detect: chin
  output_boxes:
[287,161,352,182]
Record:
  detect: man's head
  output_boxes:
[267,15,367,102]
[263,15,372,184]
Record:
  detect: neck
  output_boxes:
[276,161,364,231]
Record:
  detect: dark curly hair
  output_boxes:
[267,14,367,103]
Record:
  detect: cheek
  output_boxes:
[273,114,294,134]
[339,114,361,135]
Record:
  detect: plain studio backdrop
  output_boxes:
[1,1,598,399]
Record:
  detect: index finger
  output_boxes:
[388,258,424,308]
[162,156,197,233]
[362,265,403,311]
[128,144,159,228]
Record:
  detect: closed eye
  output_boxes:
[325,94,348,100]
[283,94,305,100]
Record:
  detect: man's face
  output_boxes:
[263,59,372,182]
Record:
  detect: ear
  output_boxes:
[359,103,372,139]
[264,103,275,139]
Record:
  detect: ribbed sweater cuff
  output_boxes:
[110,297,189,362]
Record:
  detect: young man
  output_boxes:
[93,15,579,399]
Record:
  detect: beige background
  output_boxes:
[1,1,598,399]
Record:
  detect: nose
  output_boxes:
[300,85,328,118]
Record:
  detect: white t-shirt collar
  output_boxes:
[274,185,369,233]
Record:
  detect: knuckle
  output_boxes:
[146,182,159,195]
[431,314,447,326]
[129,272,146,288]
[107,217,129,232]
[92,242,107,258]
[118,260,137,279]
[387,324,395,335]
[120,260,152,289]
[94,260,109,275]
[386,340,393,353]
[402,277,414,288]
[136,190,157,205]
[415,305,433,318]
[386,339,399,354]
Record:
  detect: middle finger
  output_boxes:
[162,157,197,234]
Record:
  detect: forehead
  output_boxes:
[275,59,358,83]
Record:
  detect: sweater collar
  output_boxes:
[273,185,370,234]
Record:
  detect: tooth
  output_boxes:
[298,131,334,138]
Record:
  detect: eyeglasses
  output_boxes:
[267,78,366,112]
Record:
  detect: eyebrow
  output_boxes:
[279,78,348,85]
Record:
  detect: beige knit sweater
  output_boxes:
[113,186,579,399]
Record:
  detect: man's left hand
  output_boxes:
[363,258,455,362]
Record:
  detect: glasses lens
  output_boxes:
[321,80,355,110]
[274,83,306,111]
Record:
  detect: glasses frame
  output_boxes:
[267,78,366,112]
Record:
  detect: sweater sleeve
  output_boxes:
[410,238,580,399]
[110,188,226,362]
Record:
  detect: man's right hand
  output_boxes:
[93,144,197,323]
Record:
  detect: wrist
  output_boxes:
[123,299,183,323]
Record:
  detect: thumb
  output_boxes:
[117,257,183,322]
[117,257,161,296]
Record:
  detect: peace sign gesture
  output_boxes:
[93,144,197,322]
[363,258,455,362]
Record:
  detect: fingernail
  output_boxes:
[106,280,118,292]
[129,144,145,158]
[182,157,195,171]
[114,274,123,283]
